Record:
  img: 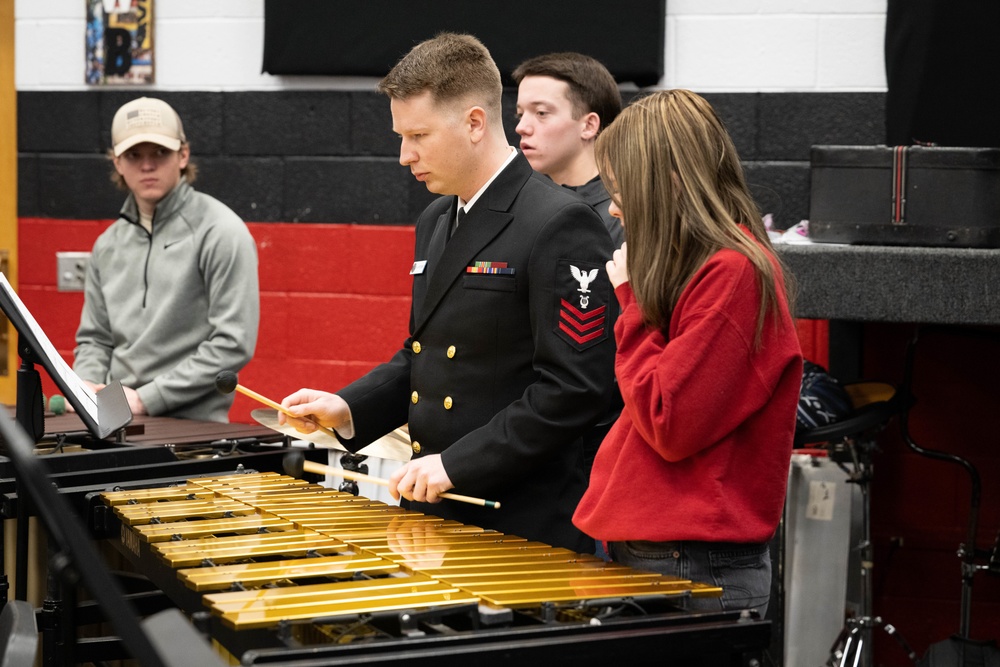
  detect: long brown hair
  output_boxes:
[596,89,793,343]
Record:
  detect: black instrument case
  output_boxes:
[809,145,1000,248]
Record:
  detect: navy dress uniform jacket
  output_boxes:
[337,153,617,552]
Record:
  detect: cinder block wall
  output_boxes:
[17,88,887,226]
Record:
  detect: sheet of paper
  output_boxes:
[0,273,98,422]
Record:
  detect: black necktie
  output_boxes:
[450,208,465,240]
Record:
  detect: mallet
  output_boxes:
[282,450,499,509]
[214,371,340,440]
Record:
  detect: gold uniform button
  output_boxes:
[411,341,422,354]
[411,441,421,454]
[411,391,419,404]
[443,396,453,410]
[446,345,456,359]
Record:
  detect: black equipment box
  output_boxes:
[808,145,1000,248]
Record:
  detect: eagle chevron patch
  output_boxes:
[554,259,610,351]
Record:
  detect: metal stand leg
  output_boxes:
[826,440,917,667]
[39,554,63,667]
[0,517,7,609]
[897,326,998,655]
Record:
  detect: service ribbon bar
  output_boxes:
[466,261,515,275]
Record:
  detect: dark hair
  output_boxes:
[378,32,502,118]
[512,52,621,131]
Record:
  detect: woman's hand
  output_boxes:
[606,242,629,289]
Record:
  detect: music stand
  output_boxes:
[0,272,132,609]
[0,273,131,441]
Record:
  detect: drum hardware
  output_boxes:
[897,327,1000,665]
[216,371,342,442]
[830,415,918,666]
[251,408,413,462]
[989,530,1000,576]
[225,374,413,463]
[805,325,1000,667]
[796,380,918,667]
[338,452,368,495]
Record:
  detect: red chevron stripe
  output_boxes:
[559,322,604,344]
[560,310,605,333]
[560,299,606,321]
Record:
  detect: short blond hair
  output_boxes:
[378,33,502,120]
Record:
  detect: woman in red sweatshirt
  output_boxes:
[573,90,802,617]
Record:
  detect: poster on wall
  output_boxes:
[85,0,154,85]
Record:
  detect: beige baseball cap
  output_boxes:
[111,97,186,156]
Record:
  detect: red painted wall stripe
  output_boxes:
[17,218,414,423]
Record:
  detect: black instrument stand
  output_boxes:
[826,437,917,667]
[795,378,918,667]
[0,352,44,610]
[897,327,1000,664]
[12,344,45,605]
[15,356,44,443]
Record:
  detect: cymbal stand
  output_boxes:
[989,530,1000,576]
[825,433,918,667]
[897,326,1000,660]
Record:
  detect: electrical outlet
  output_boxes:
[56,251,91,292]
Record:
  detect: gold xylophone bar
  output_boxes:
[178,554,401,592]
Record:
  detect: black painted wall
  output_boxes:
[17,90,885,230]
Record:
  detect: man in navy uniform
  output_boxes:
[281,33,616,553]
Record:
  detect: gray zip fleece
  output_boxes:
[74,180,260,422]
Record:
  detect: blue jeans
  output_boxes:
[607,539,771,617]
